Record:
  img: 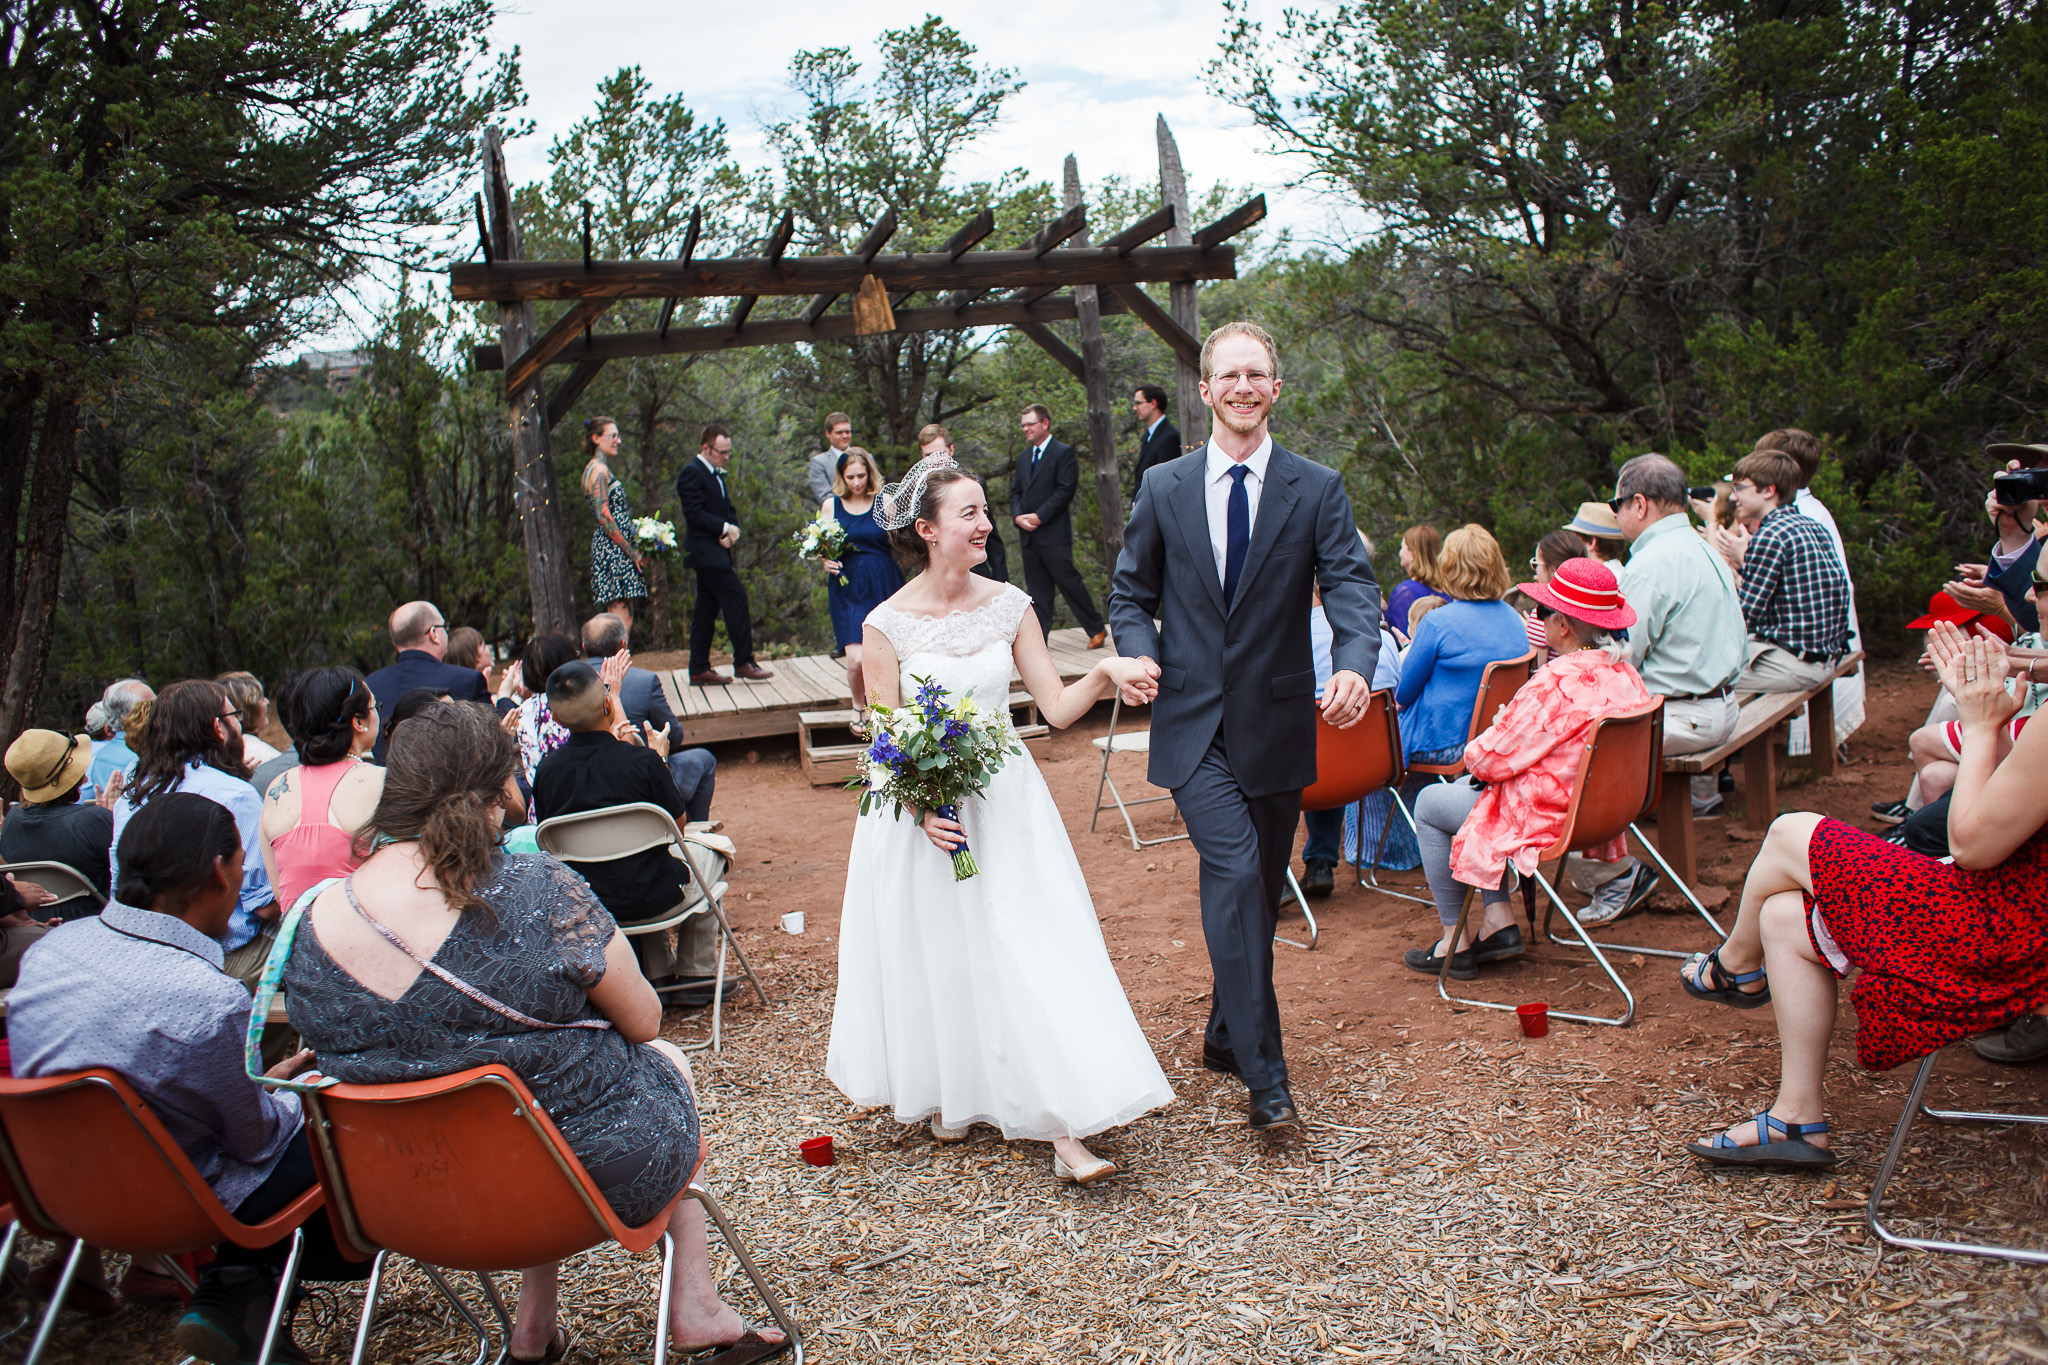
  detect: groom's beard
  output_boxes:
[1213,400,1269,436]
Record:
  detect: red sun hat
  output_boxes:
[1906,591,2016,643]
[1515,556,1637,631]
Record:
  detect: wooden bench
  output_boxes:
[798,691,1049,787]
[1652,651,1865,886]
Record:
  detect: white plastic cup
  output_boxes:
[781,911,805,935]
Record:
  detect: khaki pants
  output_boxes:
[220,922,279,986]
[1737,638,1835,694]
[626,904,722,982]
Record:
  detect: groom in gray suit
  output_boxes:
[1108,321,1381,1130]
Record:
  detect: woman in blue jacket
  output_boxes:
[1394,525,1532,765]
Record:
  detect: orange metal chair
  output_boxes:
[1280,690,1424,947]
[0,1069,324,1365]
[1404,650,1537,782]
[1436,699,1664,1027]
[304,1064,802,1365]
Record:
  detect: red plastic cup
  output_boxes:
[799,1135,836,1167]
[1516,1002,1550,1038]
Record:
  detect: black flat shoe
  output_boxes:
[1200,1041,1240,1075]
[1248,1084,1298,1130]
[1403,943,1477,980]
[1472,925,1525,963]
[1302,859,1336,898]
[1973,1014,2048,1064]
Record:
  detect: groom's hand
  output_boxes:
[1321,669,1370,729]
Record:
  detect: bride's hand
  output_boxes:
[1099,656,1160,706]
[919,809,965,853]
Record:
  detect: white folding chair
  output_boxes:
[1089,700,1188,851]
[534,803,766,1053]
[0,862,105,918]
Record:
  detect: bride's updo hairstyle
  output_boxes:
[362,699,519,916]
[879,461,975,575]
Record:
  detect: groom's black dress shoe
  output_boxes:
[1201,1042,1240,1076]
[1248,1084,1299,1130]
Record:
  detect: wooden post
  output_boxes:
[1064,155,1123,565]
[482,126,577,636]
[1157,116,1205,449]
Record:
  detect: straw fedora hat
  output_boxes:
[1563,501,1623,538]
[4,730,93,804]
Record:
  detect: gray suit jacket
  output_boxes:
[806,449,840,505]
[1108,443,1381,796]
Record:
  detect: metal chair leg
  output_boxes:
[348,1251,389,1365]
[1437,870,1637,1026]
[651,1231,675,1365]
[1867,1052,2048,1264]
[1560,824,1729,961]
[684,1181,805,1365]
[1276,868,1319,951]
[472,1270,515,1365]
[251,1228,306,1365]
[0,1221,32,1345]
[20,1237,85,1365]
[1358,792,1431,906]
[420,1263,494,1365]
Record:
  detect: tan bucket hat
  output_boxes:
[4,730,93,804]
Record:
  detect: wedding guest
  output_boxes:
[1521,529,1584,662]
[2,729,115,908]
[1392,525,1530,767]
[1564,502,1628,563]
[88,678,154,791]
[1384,525,1442,640]
[111,680,277,983]
[216,672,280,771]
[514,631,584,785]
[1300,541,1407,896]
[84,701,115,746]
[1012,403,1107,648]
[281,701,783,1361]
[1757,428,1866,746]
[806,411,855,505]
[1129,385,1180,494]
[259,666,382,918]
[823,446,905,714]
[1679,622,2048,1167]
[675,424,774,686]
[365,601,490,760]
[582,416,650,633]
[0,875,56,987]
[1405,558,1651,977]
[445,626,492,684]
[385,687,452,750]
[10,793,362,1363]
[582,612,717,823]
[1726,448,1851,692]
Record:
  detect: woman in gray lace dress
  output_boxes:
[282,702,784,1361]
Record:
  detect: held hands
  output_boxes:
[1929,620,2022,732]
[919,808,966,853]
[1320,669,1371,729]
[1100,656,1160,706]
[642,721,670,758]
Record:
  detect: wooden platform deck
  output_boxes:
[661,626,1113,743]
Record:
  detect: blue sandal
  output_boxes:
[1679,946,1771,1009]
[1687,1112,1837,1169]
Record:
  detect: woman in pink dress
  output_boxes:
[1403,558,1651,979]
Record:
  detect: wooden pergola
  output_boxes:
[453,122,1257,635]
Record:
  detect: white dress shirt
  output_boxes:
[1202,435,1273,588]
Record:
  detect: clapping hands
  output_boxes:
[1928,620,2022,733]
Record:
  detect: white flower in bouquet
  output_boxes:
[794,513,852,585]
[631,516,678,556]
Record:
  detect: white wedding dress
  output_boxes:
[826,585,1174,1140]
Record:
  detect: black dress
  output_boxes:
[281,852,697,1225]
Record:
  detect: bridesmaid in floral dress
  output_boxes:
[580,416,648,632]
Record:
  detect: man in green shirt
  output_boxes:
[1571,453,1748,922]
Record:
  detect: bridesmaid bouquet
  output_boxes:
[632,517,678,558]
[852,676,1021,880]
[794,514,851,585]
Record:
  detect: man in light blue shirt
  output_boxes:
[86,677,153,793]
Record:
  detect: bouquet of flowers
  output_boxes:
[851,676,1021,880]
[632,516,678,558]
[794,514,851,585]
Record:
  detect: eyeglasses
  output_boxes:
[1729,480,1758,495]
[1528,554,1540,570]
[2032,568,2048,588]
[218,709,241,724]
[427,623,447,637]
[1209,370,1275,388]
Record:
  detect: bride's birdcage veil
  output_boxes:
[873,452,959,531]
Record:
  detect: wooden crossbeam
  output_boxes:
[452,239,1233,303]
[729,210,795,333]
[503,297,613,396]
[1105,281,1202,371]
[1016,322,1086,382]
[1101,204,1177,255]
[655,206,702,341]
[545,359,607,430]
[801,207,898,324]
[473,289,1135,371]
[893,208,995,306]
[1194,194,1267,250]
[945,205,1088,312]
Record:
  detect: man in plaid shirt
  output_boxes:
[1727,447,1851,692]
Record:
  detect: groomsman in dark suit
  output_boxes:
[1011,403,1107,647]
[673,424,775,686]
[1129,384,1180,497]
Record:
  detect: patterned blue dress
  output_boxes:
[589,475,648,605]
[827,496,906,649]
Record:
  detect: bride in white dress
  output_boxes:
[827,458,1174,1184]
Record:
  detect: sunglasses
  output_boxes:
[1605,496,1627,513]
[2032,568,2048,589]
[1533,603,1556,620]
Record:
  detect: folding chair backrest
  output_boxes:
[0,1070,272,1254]
[305,1065,672,1270]
[0,862,104,913]
[534,803,685,864]
[1301,690,1405,813]
[1465,652,1537,744]
[1534,700,1664,860]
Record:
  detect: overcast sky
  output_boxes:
[308,0,1346,351]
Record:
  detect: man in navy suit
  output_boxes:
[1011,404,1106,647]
[673,423,774,687]
[1109,321,1381,1131]
[1129,384,1180,497]
[364,601,490,761]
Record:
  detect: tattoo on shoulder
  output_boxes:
[269,773,289,801]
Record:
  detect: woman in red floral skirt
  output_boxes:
[1676,619,2048,1169]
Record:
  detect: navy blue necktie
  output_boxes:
[1223,465,1250,606]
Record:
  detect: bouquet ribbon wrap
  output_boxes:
[934,803,978,880]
